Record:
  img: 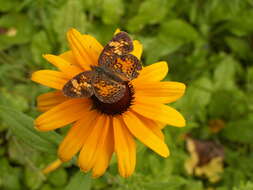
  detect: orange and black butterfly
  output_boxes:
[63,32,142,103]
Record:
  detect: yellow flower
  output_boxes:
[31,28,186,178]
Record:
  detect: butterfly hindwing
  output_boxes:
[91,71,126,104]
[63,71,94,98]
[111,54,142,81]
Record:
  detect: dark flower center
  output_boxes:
[91,82,134,115]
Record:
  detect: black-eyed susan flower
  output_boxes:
[31,28,186,178]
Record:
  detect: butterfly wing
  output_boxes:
[91,71,126,104]
[63,71,94,98]
[99,32,133,60]
[99,31,142,81]
[111,54,142,81]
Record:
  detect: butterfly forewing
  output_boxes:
[91,71,126,104]
[98,31,142,81]
[99,32,133,61]
[63,71,94,98]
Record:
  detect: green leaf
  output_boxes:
[213,54,239,90]
[0,158,22,190]
[143,176,187,190]
[160,19,199,43]
[222,115,253,144]
[144,37,183,64]
[53,0,88,51]
[208,89,248,119]
[8,137,27,165]
[0,89,28,112]
[0,13,34,50]
[0,0,20,12]
[0,146,5,156]
[228,10,253,36]
[101,0,124,25]
[0,106,61,153]
[48,168,68,187]
[41,184,54,190]
[205,0,241,24]
[176,77,213,122]
[144,19,199,63]
[82,0,103,17]
[246,66,253,92]
[225,36,253,60]
[31,31,52,64]
[233,181,253,190]
[25,167,44,190]
[65,171,91,190]
[127,0,173,32]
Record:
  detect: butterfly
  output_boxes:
[62,31,142,104]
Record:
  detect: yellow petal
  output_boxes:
[35,98,92,131]
[58,110,99,162]
[60,31,103,67]
[131,102,186,127]
[59,51,80,67]
[92,119,114,178]
[67,29,103,70]
[131,40,143,60]
[43,54,83,78]
[31,70,69,90]
[114,28,121,35]
[37,91,69,112]
[157,122,167,129]
[113,116,136,178]
[133,61,168,84]
[134,113,164,140]
[67,30,91,70]
[78,115,110,173]
[134,81,186,104]
[123,111,169,157]
[42,159,62,174]
[82,34,103,61]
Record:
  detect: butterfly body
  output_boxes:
[91,65,124,83]
[63,31,142,104]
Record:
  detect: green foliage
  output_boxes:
[0,106,61,153]
[101,0,124,25]
[53,0,88,50]
[48,168,68,187]
[0,158,22,190]
[31,31,53,64]
[127,0,172,32]
[0,13,34,50]
[65,172,91,190]
[222,115,253,144]
[1,0,253,189]
[233,181,253,190]
[0,0,20,12]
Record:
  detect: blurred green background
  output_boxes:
[1,0,253,189]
